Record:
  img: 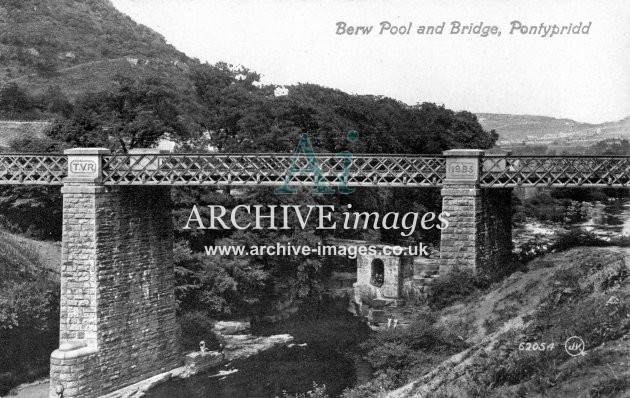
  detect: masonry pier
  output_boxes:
[439,149,513,276]
[49,149,179,398]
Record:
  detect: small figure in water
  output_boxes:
[199,340,207,354]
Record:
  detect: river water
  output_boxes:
[145,310,372,398]
[581,200,630,237]
[514,198,630,251]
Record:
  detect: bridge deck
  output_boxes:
[0,153,628,188]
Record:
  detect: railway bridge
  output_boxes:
[1,148,628,397]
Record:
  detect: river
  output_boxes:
[514,198,630,254]
[579,200,630,237]
[144,309,372,398]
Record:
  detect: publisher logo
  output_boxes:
[564,336,586,357]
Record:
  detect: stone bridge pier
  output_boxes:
[49,149,180,398]
[439,150,513,277]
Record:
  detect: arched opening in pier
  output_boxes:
[370,258,384,287]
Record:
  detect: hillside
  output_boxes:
[0,229,60,395]
[0,120,50,147]
[386,247,630,398]
[0,229,60,283]
[477,113,630,147]
[0,0,195,99]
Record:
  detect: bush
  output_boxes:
[551,229,607,251]
[428,267,490,310]
[281,382,328,398]
[349,310,469,394]
[0,280,59,395]
[178,311,219,352]
[589,377,630,397]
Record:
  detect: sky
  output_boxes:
[110,0,630,124]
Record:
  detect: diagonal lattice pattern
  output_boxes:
[0,153,628,188]
[481,156,630,187]
[101,154,447,187]
[0,155,67,184]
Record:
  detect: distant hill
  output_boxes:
[477,113,630,146]
[0,0,196,99]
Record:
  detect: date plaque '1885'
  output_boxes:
[448,161,476,179]
[443,149,483,183]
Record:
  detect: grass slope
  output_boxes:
[387,247,630,398]
[0,229,59,284]
[0,0,195,100]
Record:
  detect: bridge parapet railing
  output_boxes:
[0,151,628,188]
[0,154,67,184]
[101,153,446,187]
[480,155,630,187]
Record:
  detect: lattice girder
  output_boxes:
[0,153,627,188]
[0,155,67,185]
[100,154,447,187]
[481,156,630,187]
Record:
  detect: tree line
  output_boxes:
[0,62,498,320]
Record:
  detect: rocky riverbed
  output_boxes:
[7,327,295,398]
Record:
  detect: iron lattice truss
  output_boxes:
[0,153,629,188]
[101,154,446,187]
[0,155,67,185]
[481,156,630,187]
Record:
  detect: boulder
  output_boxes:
[213,320,250,335]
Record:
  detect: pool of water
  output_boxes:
[145,311,372,398]
[146,344,354,398]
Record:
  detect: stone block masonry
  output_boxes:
[50,185,180,398]
[439,186,513,277]
[439,150,513,277]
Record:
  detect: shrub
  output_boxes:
[428,267,490,310]
[589,377,630,397]
[551,229,608,251]
[281,382,328,398]
[340,372,399,398]
[351,310,469,394]
[178,311,219,351]
[0,280,59,395]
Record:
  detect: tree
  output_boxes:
[0,83,36,118]
[47,77,191,152]
[0,137,67,239]
[39,85,73,118]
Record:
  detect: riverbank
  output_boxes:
[5,333,295,398]
[144,307,372,398]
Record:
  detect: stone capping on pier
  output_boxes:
[64,147,110,185]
